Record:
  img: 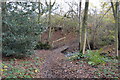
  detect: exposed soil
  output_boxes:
[35,47,119,78]
[41,30,79,49]
[37,50,96,78]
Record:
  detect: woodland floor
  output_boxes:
[2,49,119,78]
[1,31,119,78]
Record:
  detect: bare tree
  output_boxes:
[45,0,56,44]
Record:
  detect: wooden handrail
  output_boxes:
[52,37,66,47]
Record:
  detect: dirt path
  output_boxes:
[36,47,96,78]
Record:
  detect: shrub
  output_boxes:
[68,52,83,61]
[2,3,44,57]
[35,42,51,50]
[83,50,106,65]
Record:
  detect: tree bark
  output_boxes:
[78,0,82,51]
[80,0,89,54]
[86,33,91,50]
[38,0,42,41]
[115,1,119,56]
[111,1,119,56]
[48,0,52,44]
[118,3,120,50]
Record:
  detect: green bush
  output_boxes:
[83,50,106,65]
[35,42,51,50]
[2,2,44,57]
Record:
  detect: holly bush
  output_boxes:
[2,2,44,57]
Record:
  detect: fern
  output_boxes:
[84,50,106,65]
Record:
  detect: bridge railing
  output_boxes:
[52,37,66,48]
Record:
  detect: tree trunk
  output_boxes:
[115,1,119,56]
[111,1,119,56]
[0,2,3,58]
[78,0,82,50]
[83,30,87,54]
[48,0,52,44]
[86,33,91,50]
[38,0,42,41]
[80,0,89,54]
[118,3,120,50]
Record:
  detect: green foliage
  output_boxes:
[50,15,78,32]
[83,50,106,65]
[64,18,78,30]
[68,52,83,61]
[2,57,44,78]
[67,49,115,66]
[94,60,119,78]
[2,2,44,57]
[35,41,51,50]
[2,62,36,78]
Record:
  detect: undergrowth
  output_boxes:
[68,52,83,61]
[2,56,44,78]
[68,49,116,66]
[68,50,119,78]
[83,50,106,66]
[35,41,51,50]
